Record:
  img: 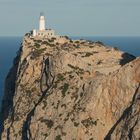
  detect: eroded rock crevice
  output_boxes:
[22,58,55,140]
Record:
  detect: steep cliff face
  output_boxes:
[105,90,140,140]
[0,35,139,140]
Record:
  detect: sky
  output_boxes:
[0,0,140,36]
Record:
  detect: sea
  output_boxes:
[0,36,140,108]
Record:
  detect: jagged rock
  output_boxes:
[0,36,139,140]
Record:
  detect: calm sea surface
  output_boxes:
[0,36,140,107]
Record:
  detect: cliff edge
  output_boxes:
[0,35,139,140]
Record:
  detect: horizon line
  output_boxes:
[0,35,140,38]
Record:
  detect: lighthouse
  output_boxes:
[39,12,45,31]
[32,13,56,38]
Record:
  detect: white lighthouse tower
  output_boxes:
[39,12,45,31]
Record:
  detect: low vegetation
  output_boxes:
[35,43,40,48]
[60,83,69,97]
[97,60,102,65]
[31,48,46,59]
[114,47,119,51]
[81,118,98,128]
[96,41,104,46]
[74,45,80,48]
[68,64,84,75]
[41,119,54,128]
[75,40,80,44]
[42,40,55,47]
[82,52,93,57]
[57,73,65,81]
[55,135,62,140]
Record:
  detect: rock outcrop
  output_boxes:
[0,35,139,140]
[105,89,140,140]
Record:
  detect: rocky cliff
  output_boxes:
[0,35,139,140]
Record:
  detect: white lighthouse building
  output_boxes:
[33,13,55,38]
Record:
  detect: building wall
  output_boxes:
[36,30,55,38]
[33,29,37,37]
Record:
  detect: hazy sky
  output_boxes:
[0,0,140,36]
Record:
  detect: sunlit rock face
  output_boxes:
[0,35,139,140]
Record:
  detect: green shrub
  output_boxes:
[68,64,84,75]
[80,41,85,44]
[36,40,42,43]
[41,119,54,128]
[28,45,32,48]
[32,48,46,58]
[81,118,97,128]
[114,47,119,51]
[83,52,93,57]
[96,41,104,46]
[52,37,56,40]
[64,36,69,39]
[60,83,69,97]
[69,75,74,79]
[55,135,62,140]
[25,33,30,36]
[69,40,73,43]
[35,43,40,48]
[25,89,31,94]
[44,133,48,137]
[74,122,79,127]
[42,41,55,47]
[20,84,25,89]
[74,45,80,48]
[89,45,94,48]
[57,73,65,81]
[48,39,54,43]
[68,64,76,69]
[49,43,55,47]
[97,60,102,65]
[42,41,50,46]
[75,40,80,44]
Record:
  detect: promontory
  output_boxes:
[0,34,140,140]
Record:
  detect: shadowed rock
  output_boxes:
[120,52,136,66]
